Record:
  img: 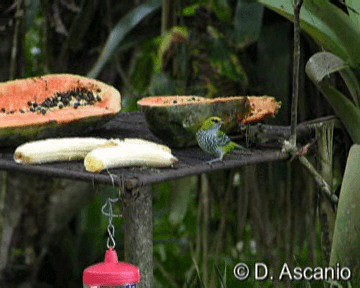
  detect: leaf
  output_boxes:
[168,177,195,226]
[346,0,360,28]
[192,257,206,288]
[306,52,360,106]
[214,265,226,288]
[234,0,264,47]
[317,85,360,143]
[305,52,347,83]
[87,0,162,78]
[330,145,360,282]
[211,0,232,22]
[306,53,360,143]
[157,26,189,72]
[182,3,201,16]
[258,0,360,68]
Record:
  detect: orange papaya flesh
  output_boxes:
[242,96,281,124]
[0,74,121,146]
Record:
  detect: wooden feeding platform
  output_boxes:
[0,112,335,288]
[0,112,318,188]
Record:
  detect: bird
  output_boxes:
[196,116,247,164]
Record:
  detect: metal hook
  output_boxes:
[101,198,122,219]
[101,197,122,249]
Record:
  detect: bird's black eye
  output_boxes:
[212,118,219,123]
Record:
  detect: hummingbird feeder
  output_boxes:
[83,198,141,288]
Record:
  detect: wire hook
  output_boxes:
[101,197,121,249]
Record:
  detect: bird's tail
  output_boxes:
[232,142,251,154]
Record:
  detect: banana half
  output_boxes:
[14,137,178,171]
[84,140,178,173]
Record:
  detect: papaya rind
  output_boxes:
[138,96,251,148]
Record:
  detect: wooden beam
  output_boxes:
[123,185,153,288]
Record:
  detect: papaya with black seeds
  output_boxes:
[0,74,121,146]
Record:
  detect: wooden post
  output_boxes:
[123,185,153,288]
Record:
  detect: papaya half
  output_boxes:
[137,95,280,148]
[0,74,121,146]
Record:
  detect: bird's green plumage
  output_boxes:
[199,116,222,131]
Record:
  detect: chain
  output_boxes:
[101,197,121,249]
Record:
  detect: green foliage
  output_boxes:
[210,0,232,22]
[330,145,360,285]
[157,26,189,72]
[259,0,360,69]
[305,52,360,143]
[259,0,360,143]
[347,0,360,28]
[87,0,162,78]
[207,26,248,86]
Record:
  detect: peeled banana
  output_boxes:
[84,141,178,173]
[123,138,172,153]
[14,137,178,171]
[14,137,118,164]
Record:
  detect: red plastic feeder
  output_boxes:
[83,248,140,288]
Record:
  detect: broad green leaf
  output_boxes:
[346,0,360,28]
[306,54,360,143]
[305,52,347,83]
[87,0,162,78]
[306,52,360,106]
[330,145,360,282]
[168,177,195,226]
[234,0,264,47]
[316,85,360,143]
[258,0,360,68]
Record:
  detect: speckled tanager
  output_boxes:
[196,116,246,164]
